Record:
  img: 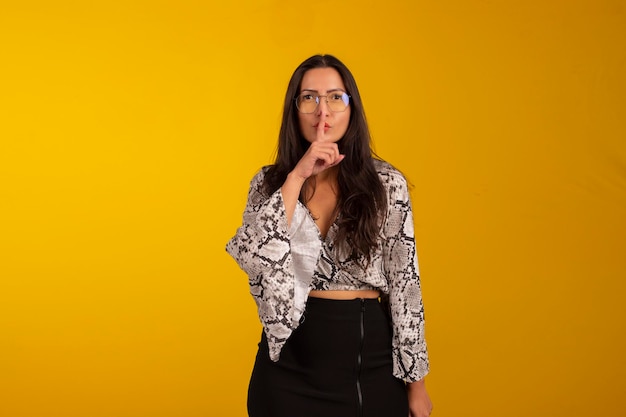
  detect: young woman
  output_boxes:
[226,54,432,417]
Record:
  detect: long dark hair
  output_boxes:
[264,54,386,264]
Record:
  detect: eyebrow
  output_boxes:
[300,88,346,93]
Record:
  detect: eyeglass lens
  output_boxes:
[296,92,350,113]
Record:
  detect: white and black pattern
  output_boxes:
[226,159,429,382]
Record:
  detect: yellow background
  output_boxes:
[1,1,625,416]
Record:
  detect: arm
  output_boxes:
[226,121,344,360]
[381,171,432,415]
[281,172,306,226]
[225,168,321,361]
[226,168,292,280]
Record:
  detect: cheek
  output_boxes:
[298,114,314,141]
[297,114,305,131]
[339,110,351,132]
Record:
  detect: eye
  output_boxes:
[301,94,315,102]
[329,93,343,101]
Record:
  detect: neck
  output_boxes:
[313,166,339,183]
[303,166,339,203]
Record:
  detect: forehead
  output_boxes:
[300,67,345,92]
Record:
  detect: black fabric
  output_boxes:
[248,297,408,417]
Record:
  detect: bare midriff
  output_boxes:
[308,290,381,300]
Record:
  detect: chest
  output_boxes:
[305,184,339,239]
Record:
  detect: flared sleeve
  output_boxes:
[381,170,430,382]
[226,168,321,361]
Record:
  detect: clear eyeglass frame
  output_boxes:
[295,91,351,114]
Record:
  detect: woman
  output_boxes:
[226,54,432,417]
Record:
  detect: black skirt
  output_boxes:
[248,297,408,417]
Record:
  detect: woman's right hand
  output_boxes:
[291,117,345,181]
[292,140,345,180]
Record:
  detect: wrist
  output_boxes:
[287,170,308,185]
[407,379,426,391]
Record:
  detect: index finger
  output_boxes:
[314,114,327,142]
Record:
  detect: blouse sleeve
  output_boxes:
[225,168,321,361]
[382,171,430,382]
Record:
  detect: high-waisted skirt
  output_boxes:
[247,297,408,417]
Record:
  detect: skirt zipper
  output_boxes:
[356,298,365,417]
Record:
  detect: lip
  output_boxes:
[314,123,331,128]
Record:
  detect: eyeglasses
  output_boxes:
[295,91,351,114]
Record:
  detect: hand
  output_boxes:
[407,379,433,417]
[291,114,345,180]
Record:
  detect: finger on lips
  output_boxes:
[314,113,329,142]
[316,124,325,141]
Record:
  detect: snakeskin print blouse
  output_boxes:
[226,159,429,382]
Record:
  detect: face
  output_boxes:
[297,67,351,144]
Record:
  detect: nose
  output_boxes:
[316,96,330,117]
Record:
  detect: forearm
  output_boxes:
[281,172,306,226]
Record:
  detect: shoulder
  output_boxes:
[373,158,408,190]
[249,165,272,187]
[246,165,274,201]
[252,165,272,179]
